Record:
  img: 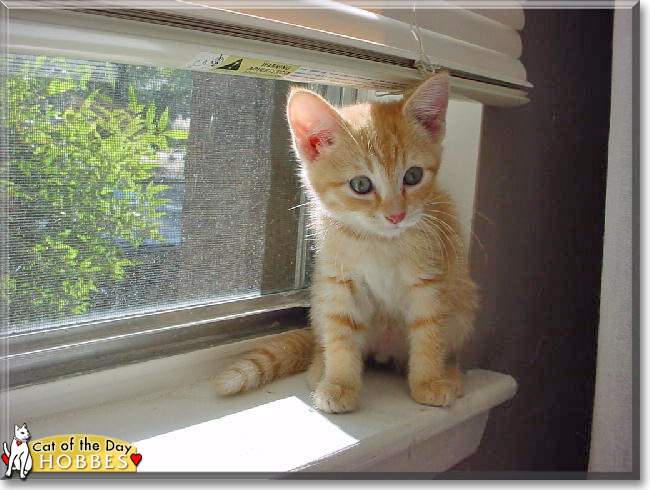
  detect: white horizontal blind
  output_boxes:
[467,7,525,30]
[362,5,523,57]
[221,0,529,86]
[5,1,530,106]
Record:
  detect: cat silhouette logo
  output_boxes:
[217,58,243,71]
[3,423,33,480]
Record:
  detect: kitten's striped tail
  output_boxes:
[215,329,313,395]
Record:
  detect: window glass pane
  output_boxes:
[2,54,310,335]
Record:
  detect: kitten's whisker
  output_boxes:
[425,208,458,221]
[419,219,450,267]
[471,210,495,226]
[418,217,449,264]
[426,209,489,264]
[430,224,460,272]
[288,202,310,211]
[422,213,464,249]
[419,216,461,269]
[428,201,486,256]
[420,215,465,267]
[432,227,451,268]
[427,200,495,226]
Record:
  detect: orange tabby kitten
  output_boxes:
[215,72,478,413]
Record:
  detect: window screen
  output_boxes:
[2,54,315,335]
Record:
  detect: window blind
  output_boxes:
[5,0,530,106]
[221,0,528,85]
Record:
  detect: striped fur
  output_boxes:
[215,329,313,395]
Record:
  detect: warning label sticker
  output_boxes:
[186,53,299,79]
[184,52,409,90]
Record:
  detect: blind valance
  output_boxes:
[6,0,530,105]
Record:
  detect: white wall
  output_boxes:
[588,7,634,473]
[438,99,483,251]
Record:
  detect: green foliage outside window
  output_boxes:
[2,57,188,321]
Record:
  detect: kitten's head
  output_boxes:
[14,423,30,441]
[287,72,449,238]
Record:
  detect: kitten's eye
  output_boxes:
[350,176,372,194]
[403,166,423,186]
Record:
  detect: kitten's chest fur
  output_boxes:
[353,240,409,312]
[324,231,442,363]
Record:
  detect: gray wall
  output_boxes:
[454,9,613,472]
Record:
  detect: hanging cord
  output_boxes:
[410,1,442,77]
[376,1,442,97]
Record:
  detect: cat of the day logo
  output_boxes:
[3,424,142,479]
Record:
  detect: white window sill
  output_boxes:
[6,339,517,474]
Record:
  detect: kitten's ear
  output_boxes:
[287,89,343,162]
[403,71,450,141]
[14,424,19,430]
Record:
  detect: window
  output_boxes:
[2,53,366,385]
[2,3,526,388]
[2,51,485,388]
[4,54,312,336]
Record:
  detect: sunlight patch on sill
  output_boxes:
[133,396,358,472]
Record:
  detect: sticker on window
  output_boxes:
[186,53,299,79]
[184,51,410,90]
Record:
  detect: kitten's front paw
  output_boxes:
[313,381,359,413]
[410,378,460,407]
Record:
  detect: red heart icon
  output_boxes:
[2,454,8,466]
[16,441,21,446]
[130,453,142,466]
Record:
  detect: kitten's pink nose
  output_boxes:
[386,213,406,224]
